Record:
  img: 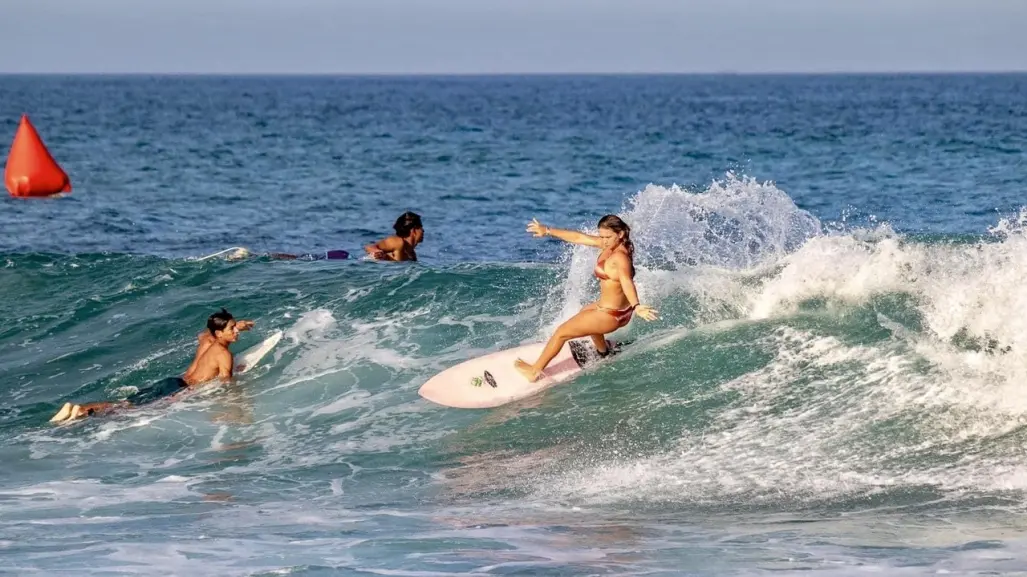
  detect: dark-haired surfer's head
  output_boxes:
[394,211,424,245]
[207,308,239,342]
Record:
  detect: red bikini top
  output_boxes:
[595,249,636,280]
[594,251,611,281]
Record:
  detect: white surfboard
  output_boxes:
[234,330,283,374]
[418,339,619,409]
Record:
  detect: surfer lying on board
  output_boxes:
[49,309,253,423]
[514,215,659,383]
[363,211,424,262]
[207,248,349,261]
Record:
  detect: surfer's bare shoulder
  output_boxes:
[184,343,234,386]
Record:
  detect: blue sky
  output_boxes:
[2,0,1026,73]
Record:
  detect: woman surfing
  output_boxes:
[515,215,659,382]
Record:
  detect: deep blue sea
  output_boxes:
[2,74,1027,576]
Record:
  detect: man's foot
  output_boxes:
[50,401,127,424]
[49,403,73,423]
[49,403,90,424]
[514,359,543,383]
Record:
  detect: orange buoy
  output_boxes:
[4,114,72,198]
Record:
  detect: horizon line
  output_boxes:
[1,70,1027,77]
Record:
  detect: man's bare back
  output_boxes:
[184,319,252,385]
[183,338,232,385]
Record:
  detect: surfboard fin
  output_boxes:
[483,371,498,388]
[570,339,631,367]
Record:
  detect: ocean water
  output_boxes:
[2,74,1027,575]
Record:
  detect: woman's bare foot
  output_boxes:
[514,359,542,383]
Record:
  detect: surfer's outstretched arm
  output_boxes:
[201,320,251,342]
[526,218,601,247]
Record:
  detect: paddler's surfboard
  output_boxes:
[234,330,283,374]
[418,339,620,409]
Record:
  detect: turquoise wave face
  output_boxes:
[4,211,1027,509]
[6,223,1027,573]
[6,224,1027,574]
